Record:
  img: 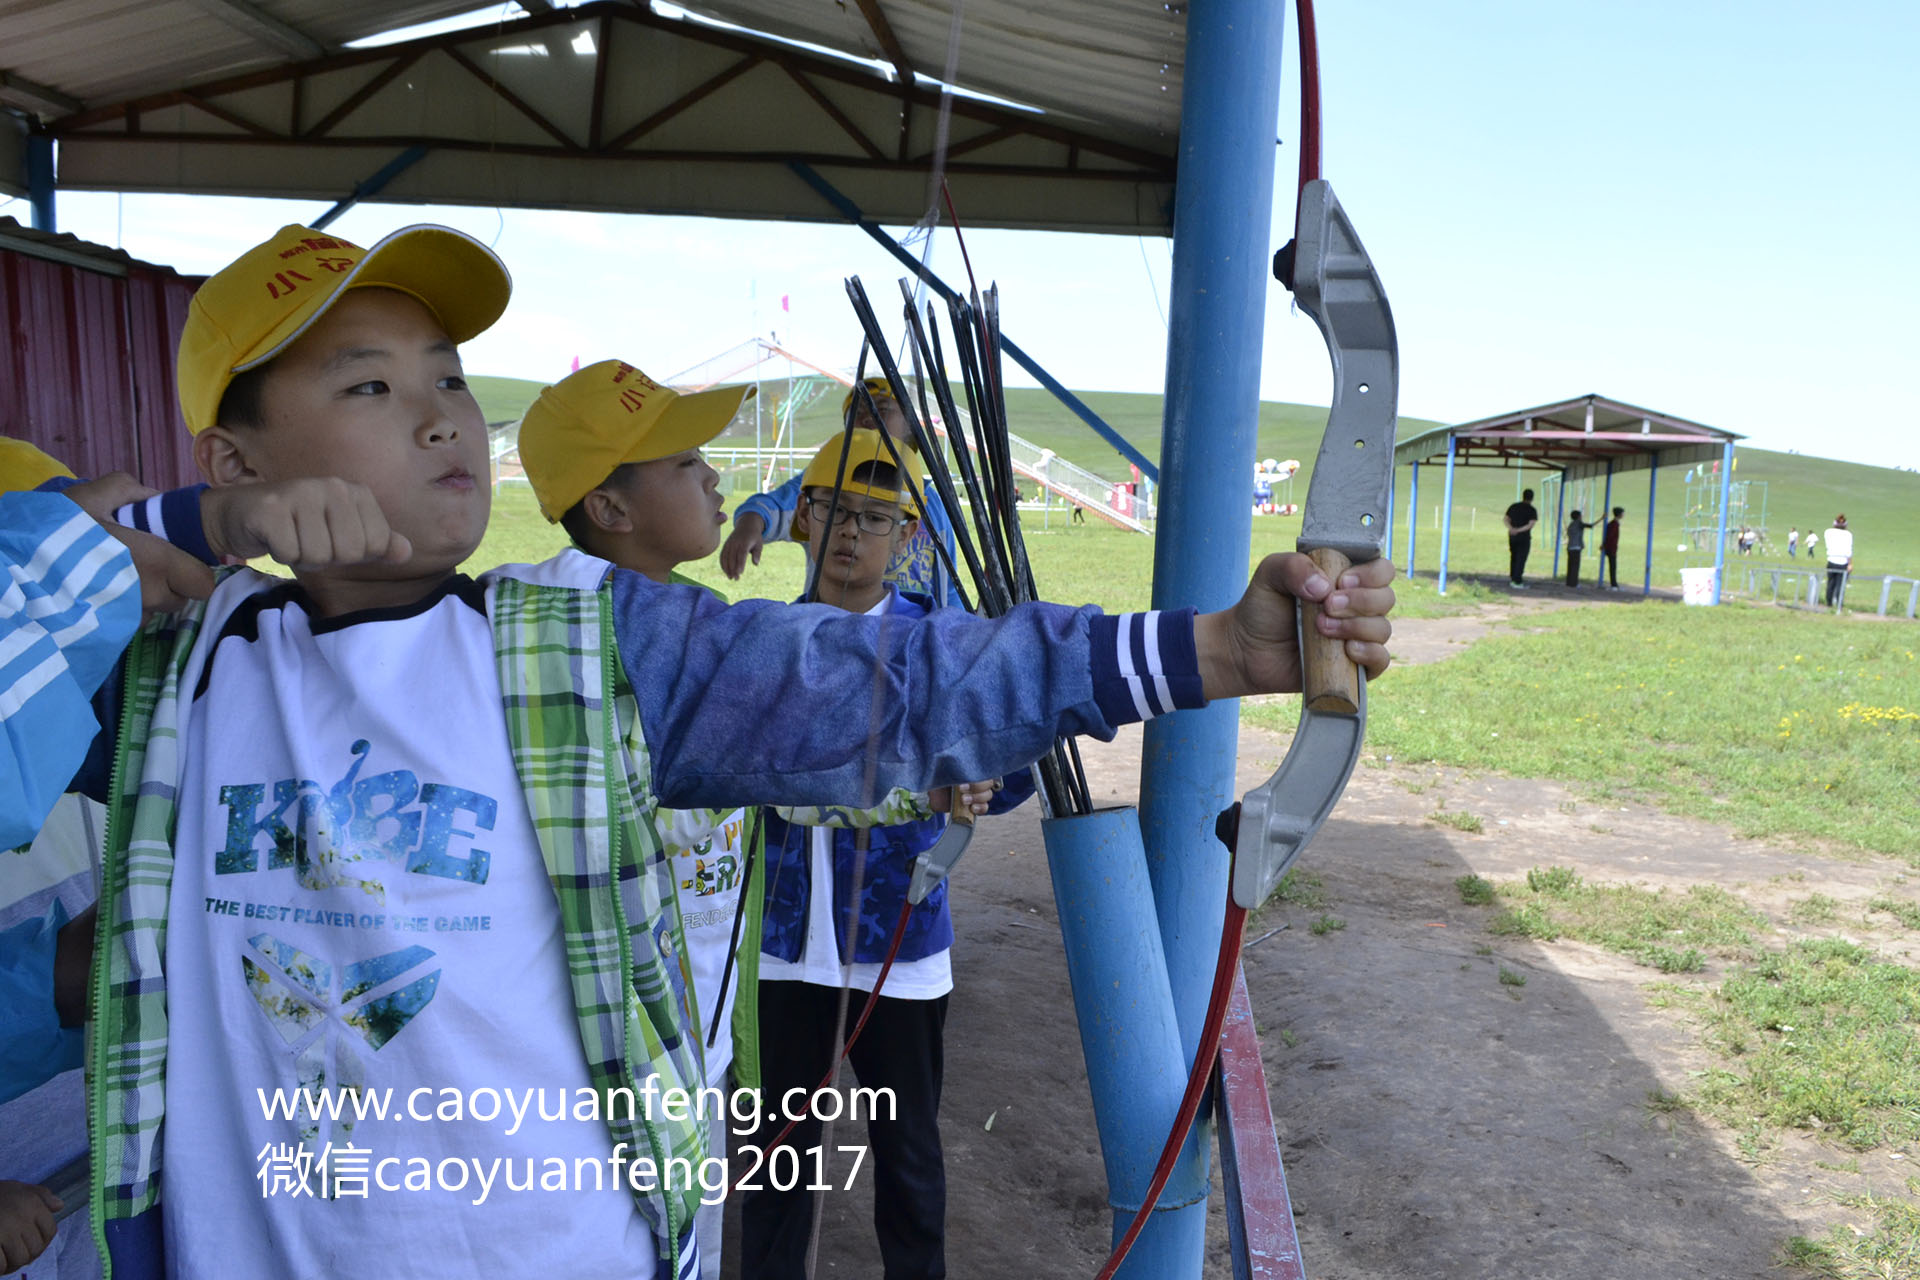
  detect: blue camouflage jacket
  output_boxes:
[759,592,1035,965]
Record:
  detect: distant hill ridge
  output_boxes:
[472,374,1918,579]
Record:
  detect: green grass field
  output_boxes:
[475,373,1920,591]
[1245,599,1920,860]
[466,384,1919,1277]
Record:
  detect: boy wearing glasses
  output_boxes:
[741,428,1025,1280]
[719,378,964,608]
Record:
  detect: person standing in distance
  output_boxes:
[1504,488,1539,588]
[1600,506,1625,590]
[1823,514,1853,610]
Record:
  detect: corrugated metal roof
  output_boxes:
[1395,395,1742,485]
[1,1,483,109]
[677,0,1185,144]
[0,213,198,277]
[4,1,1187,234]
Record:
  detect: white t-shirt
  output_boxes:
[657,806,750,1085]
[164,577,658,1279]
[758,592,952,1001]
[1824,527,1853,563]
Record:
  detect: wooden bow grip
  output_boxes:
[1298,546,1361,715]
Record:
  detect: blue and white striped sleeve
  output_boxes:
[1086,609,1205,725]
[36,476,218,565]
[110,482,216,565]
[0,491,140,850]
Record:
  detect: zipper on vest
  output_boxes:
[89,630,153,1278]
[598,595,683,1273]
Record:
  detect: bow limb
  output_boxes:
[1098,4,1396,1267]
[1229,177,1398,913]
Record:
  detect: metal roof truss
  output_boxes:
[41,1,1177,233]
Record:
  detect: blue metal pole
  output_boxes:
[314,145,429,230]
[1728,445,1743,606]
[1598,461,1614,586]
[1437,439,1456,593]
[1406,461,1420,577]
[26,135,55,233]
[1044,811,1204,1275]
[1385,472,1396,572]
[1644,457,1659,596]
[1136,0,1287,1271]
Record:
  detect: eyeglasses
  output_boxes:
[806,497,904,536]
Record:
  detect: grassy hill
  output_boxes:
[473,373,1920,591]
[469,375,546,427]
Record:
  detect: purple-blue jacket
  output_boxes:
[758,589,1037,967]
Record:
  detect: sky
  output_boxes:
[8,0,1918,470]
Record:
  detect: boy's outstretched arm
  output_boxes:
[719,473,803,579]
[615,550,1394,813]
[1194,552,1394,701]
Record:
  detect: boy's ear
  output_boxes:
[581,486,634,535]
[790,500,812,542]
[193,427,262,488]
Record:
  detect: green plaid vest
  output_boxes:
[91,568,706,1274]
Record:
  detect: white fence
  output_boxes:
[491,408,1156,534]
[1733,566,1919,619]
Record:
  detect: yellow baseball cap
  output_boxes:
[0,438,76,493]
[177,223,512,434]
[794,428,920,542]
[840,376,898,417]
[517,360,754,521]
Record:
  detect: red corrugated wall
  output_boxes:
[1,235,201,489]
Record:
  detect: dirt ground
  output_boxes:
[725,596,1920,1279]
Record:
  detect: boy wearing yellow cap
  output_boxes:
[741,429,1027,1280]
[515,358,762,1280]
[719,378,965,608]
[64,222,1396,1280]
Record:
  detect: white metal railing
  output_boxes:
[490,411,1157,534]
[935,407,1155,533]
[1736,566,1919,619]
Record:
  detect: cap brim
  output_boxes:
[238,224,512,373]
[618,383,754,465]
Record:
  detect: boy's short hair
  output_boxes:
[517,360,752,522]
[1612,506,1624,517]
[555,463,641,550]
[795,428,920,542]
[215,364,273,431]
[177,223,511,435]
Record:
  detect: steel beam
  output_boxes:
[26,133,53,231]
[312,144,428,229]
[1135,0,1288,1270]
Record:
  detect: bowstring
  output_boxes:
[806,5,971,1272]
